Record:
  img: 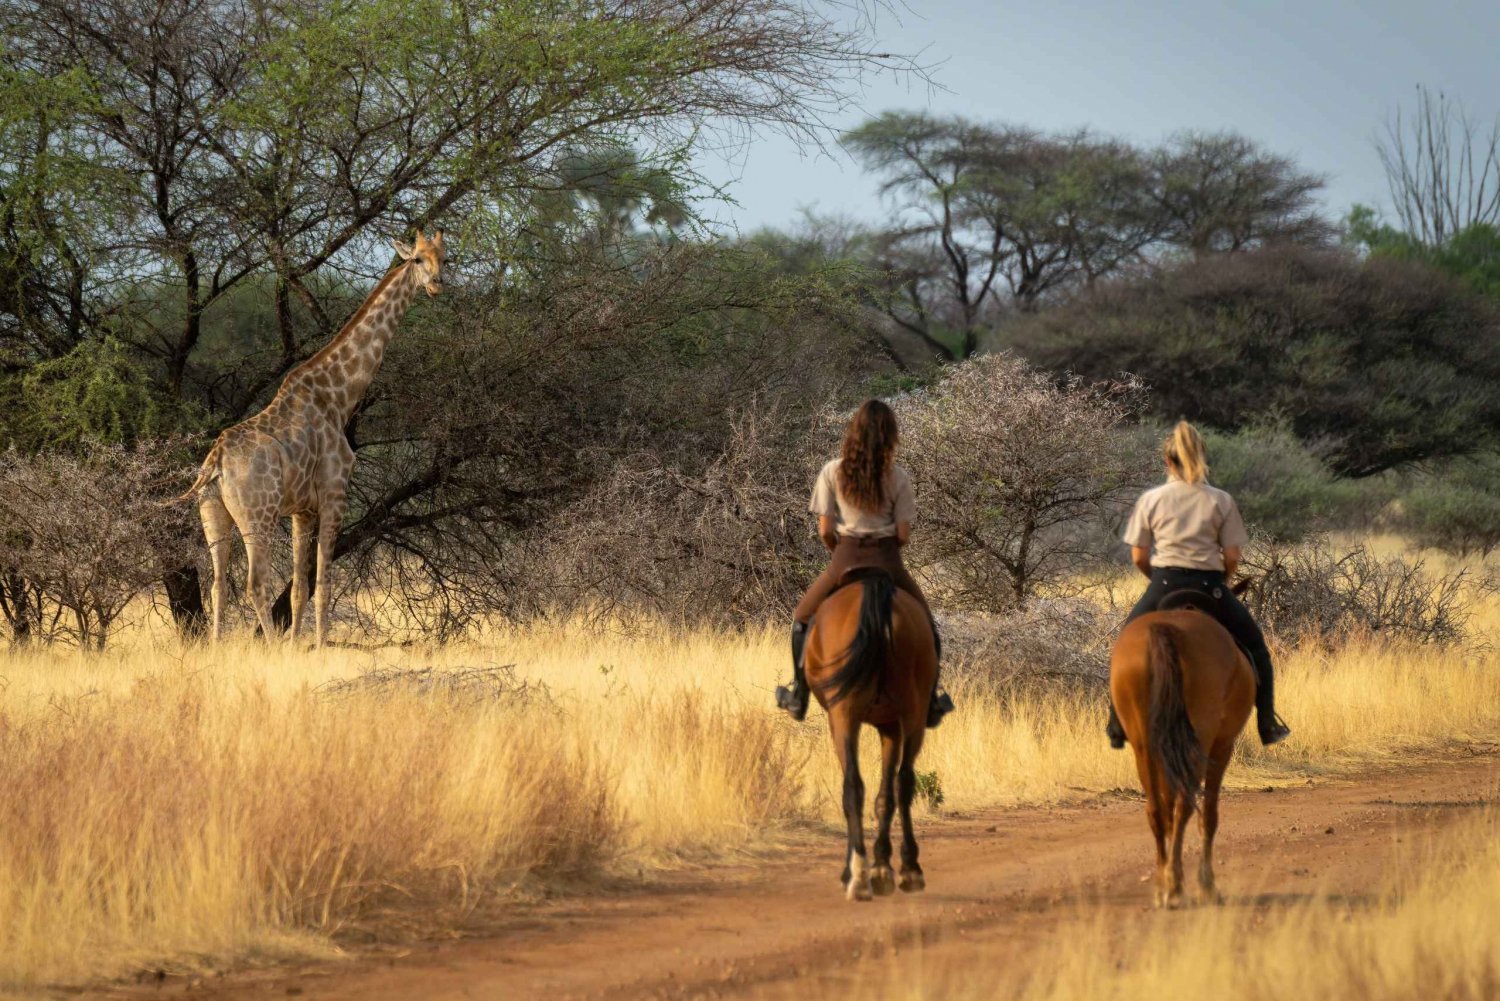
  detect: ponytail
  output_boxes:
[1163,421,1209,484]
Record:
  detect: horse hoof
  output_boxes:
[846,880,873,902]
[870,867,895,896]
[1198,886,1223,905]
[899,870,926,893]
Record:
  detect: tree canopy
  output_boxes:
[837,113,1331,365]
[1007,244,1500,478]
[0,0,904,633]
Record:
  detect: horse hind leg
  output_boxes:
[834,716,871,902]
[869,724,901,897]
[1163,788,1195,909]
[897,728,926,893]
[1198,742,1233,904]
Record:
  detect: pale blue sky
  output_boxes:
[694,0,1500,234]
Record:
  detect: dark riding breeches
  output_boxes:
[794,536,931,625]
[1123,566,1270,662]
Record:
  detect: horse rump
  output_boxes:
[1147,623,1205,803]
[824,573,896,707]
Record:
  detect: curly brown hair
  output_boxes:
[838,399,899,513]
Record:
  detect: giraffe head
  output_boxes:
[392,229,446,297]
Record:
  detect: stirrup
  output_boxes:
[776,682,808,722]
[926,688,954,729]
[1259,714,1291,746]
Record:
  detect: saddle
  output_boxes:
[838,565,894,589]
[1156,589,1255,662]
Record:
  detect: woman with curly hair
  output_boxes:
[775,399,953,727]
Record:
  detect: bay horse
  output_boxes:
[804,570,938,901]
[1110,589,1255,908]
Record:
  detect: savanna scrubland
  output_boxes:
[4,0,1500,994]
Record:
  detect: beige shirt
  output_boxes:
[1123,477,1249,572]
[810,459,916,539]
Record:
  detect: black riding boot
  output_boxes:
[927,623,954,728]
[775,621,811,721]
[1250,649,1291,746]
[1106,700,1126,749]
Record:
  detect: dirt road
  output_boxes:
[120,752,1499,1001]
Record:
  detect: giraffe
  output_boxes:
[172,229,446,646]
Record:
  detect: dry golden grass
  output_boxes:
[853,810,1500,1001]
[1,544,1499,991]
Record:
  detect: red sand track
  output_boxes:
[105,752,1499,1001]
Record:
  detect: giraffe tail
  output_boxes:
[164,441,223,506]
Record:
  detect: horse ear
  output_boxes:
[392,239,415,260]
[1231,576,1252,596]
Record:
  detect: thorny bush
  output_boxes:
[1239,537,1493,648]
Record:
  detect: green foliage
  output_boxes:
[5,339,206,452]
[1007,245,1500,478]
[1348,204,1500,301]
[914,770,944,809]
[1202,425,1378,542]
[1397,455,1500,557]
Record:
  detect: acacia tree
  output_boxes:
[843,115,1332,362]
[1150,131,1331,255]
[845,114,1162,359]
[1,0,908,633]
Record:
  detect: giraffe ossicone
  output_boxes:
[173,229,447,646]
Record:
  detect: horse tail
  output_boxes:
[1146,623,1204,804]
[825,574,895,707]
[163,439,223,506]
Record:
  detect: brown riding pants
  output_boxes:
[793,536,932,625]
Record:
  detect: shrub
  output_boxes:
[940,598,1116,695]
[0,441,198,648]
[1238,537,1490,647]
[528,406,831,625]
[1397,455,1500,557]
[894,354,1151,610]
[1202,424,1380,541]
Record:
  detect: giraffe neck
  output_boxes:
[299,261,420,426]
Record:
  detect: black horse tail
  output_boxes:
[825,574,895,707]
[1147,623,1205,804]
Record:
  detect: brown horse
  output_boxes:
[1110,590,1255,908]
[804,571,939,901]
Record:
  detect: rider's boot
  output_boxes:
[1106,700,1127,750]
[1251,649,1291,746]
[775,620,811,721]
[926,620,955,728]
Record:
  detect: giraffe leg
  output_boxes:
[198,496,235,643]
[289,512,315,643]
[314,500,344,649]
[241,526,278,643]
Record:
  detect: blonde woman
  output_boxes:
[1107,421,1291,748]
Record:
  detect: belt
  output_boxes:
[840,534,897,547]
[1154,566,1224,576]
